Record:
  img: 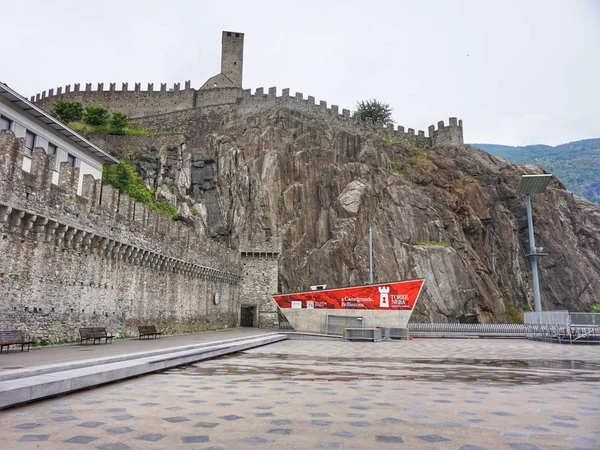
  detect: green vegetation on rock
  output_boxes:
[83,106,111,126]
[102,161,179,220]
[68,120,164,137]
[108,112,128,135]
[51,100,83,123]
[473,139,600,205]
[52,100,167,136]
[356,99,394,126]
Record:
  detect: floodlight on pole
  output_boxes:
[515,174,552,313]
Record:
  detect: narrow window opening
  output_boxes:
[25,130,36,155]
[0,114,12,130]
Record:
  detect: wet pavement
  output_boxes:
[1,339,599,449]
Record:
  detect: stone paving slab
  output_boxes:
[0,334,287,409]
[1,339,599,449]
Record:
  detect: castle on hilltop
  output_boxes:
[0,31,467,343]
[32,31,464,147]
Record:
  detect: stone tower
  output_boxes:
[221,31,244,87]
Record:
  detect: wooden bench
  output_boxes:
[79,327,114,345]
[0,330,32,353]
[138,325,163,339]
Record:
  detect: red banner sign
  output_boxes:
[273,280,424,310]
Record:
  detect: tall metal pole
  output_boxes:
[526,194,542,312]
[368,224,374,284]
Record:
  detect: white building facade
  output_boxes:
[0,82,117,192]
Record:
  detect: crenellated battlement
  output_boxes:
[32,81,199,119]
[32,80,194,102]
[0,130,241,283]
[234,87,463,146]
[30,80,463,147]
[237,86,429,141]
[428,117,464,147]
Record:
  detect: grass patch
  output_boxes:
[68,121,176,137]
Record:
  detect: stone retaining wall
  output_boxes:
[0,130,241,342]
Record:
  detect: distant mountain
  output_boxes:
[472,139,600,205]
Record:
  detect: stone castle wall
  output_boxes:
[122,87,463,150]
[239,237,281,328]
[33,82,197,119]
[32,84,463,147]
[0,130,242,342]
[32,82,244,119]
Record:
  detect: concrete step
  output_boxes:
[0,333,286,409]
[0,333,283,382]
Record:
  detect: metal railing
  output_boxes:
[524,311,600,343]
[408,323,527,335]
[524,311,569,326]
[342,328,382,342]
[570,313,600,326]
[278,321,294,330]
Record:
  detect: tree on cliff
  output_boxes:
[108,112,128,135]
[83,106,111,126]
[51,100,83,123]
[355,99,394,125]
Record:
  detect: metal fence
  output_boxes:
[388,327,410,340]
[408,322,527,335]
[570,313,600,326]
[524,311,569,326]
[278,321,295,330]
[325,315,364,335]
[342,328,382,342]
[523,311,600,344]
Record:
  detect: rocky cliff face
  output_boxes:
[97,105,600,323]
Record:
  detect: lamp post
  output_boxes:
[515,174,552,313]
[368,224,374,284]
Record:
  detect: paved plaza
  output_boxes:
[0,328,270,370]
[1,338,599,449]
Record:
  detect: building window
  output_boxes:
[0,114,12,130]
[48,143,57,155]
[67,153,76,167]
[25,130,36,155]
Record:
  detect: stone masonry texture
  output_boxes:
[0,131,241,342]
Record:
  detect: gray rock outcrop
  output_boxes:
[95,106,600,323]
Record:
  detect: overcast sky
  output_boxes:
[1,0,599,146]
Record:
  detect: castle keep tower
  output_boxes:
[221,31,244,87]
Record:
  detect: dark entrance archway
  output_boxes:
[240,305,256,327]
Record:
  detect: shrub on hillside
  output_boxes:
[103,162,152,205]
[83,106,111,126]
[102,162,179,220]
[52,100,83,123]
[355,99,394,126]
[109,112,128,135]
